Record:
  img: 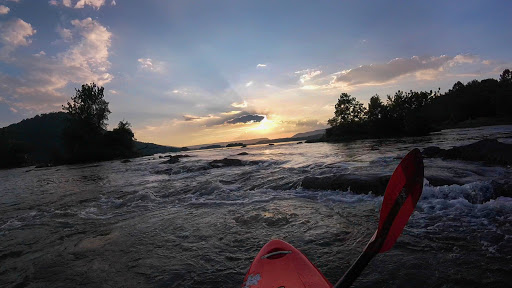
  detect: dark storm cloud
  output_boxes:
[225,114,265,124]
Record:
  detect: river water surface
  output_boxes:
[1,125,512,287]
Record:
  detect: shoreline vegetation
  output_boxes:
[1,70,512,169]
[321,69,512,142]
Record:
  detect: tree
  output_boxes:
[104,120,136,157]
[500,69,511,83]
[62,83,111,131]
[328,93,366,127]
[367,94,386,121]
[62,83,113,162]
[112,120,135,145]
[450,81,465,92]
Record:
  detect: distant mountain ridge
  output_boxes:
[291,129,326,138]
[188,138,270,149]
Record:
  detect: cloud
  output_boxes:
[221,110,241,116]
[57,0,107,9]
[171,89,187,95]
[174,109,262,127]
[0,5,10,14]
[257,64,267,68]
[0,17,113,111]
[295,69,322,83]
[74,0,106,9]
[61,18,112,80]
[449,54,477,66]
[183,115,202,121]
[245,81,253,87]
[231,100,247,108]
[225,114,265,124]
[294,119,326,128]
[57,27,73,41]
[138,58,166,73]
[183,114,219,122]
[332,55,479,86]
[0,18,36,57]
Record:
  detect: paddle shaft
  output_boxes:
[333,250,377,288]
[334,188,409,288]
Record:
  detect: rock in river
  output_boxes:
[302,173,391,195]
[209,158,244,168]
[422,139,512,165]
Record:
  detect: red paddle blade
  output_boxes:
[375,148,424,253]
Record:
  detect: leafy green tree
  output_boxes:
[327,93,366,127]
[62,83,111,131]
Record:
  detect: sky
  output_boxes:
[0,0,511,146]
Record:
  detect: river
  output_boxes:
[1,125,512,287]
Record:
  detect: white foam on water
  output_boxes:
[78,207,113,219]
[0,219,23,229]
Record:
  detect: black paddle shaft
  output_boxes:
[333,249,378,288]
[334,188,409,288]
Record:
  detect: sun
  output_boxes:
[250,116,275,133]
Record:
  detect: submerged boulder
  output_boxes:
[422,146,445,158]
[34,163,52,168]
[168,154,191,158]
[209,158,244,168]
[161,154,191,164]
[154,167,173,175]
[161,156,180,164]
[444,139,512,165]
[237,152,249,156]
[422,139,512,165]
[490,179,512,198]
[302,172,469,194]
[302,174,391,195]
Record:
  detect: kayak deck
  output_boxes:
[242,239,332,288]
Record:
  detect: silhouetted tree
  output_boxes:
[451,81,465,92]
[63,83,111,131]
[324,74,498,141]
[500,69,511,83]
[61,84,137,163]
[102,120,136,158]
[367,94,386,122]
[328,93,367,126]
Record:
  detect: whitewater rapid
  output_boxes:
[1,125,512,287]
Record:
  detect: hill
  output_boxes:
[291,129,326,138]
[135,141,184,156]
[1,112,69,167]
[0,112,182,168]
